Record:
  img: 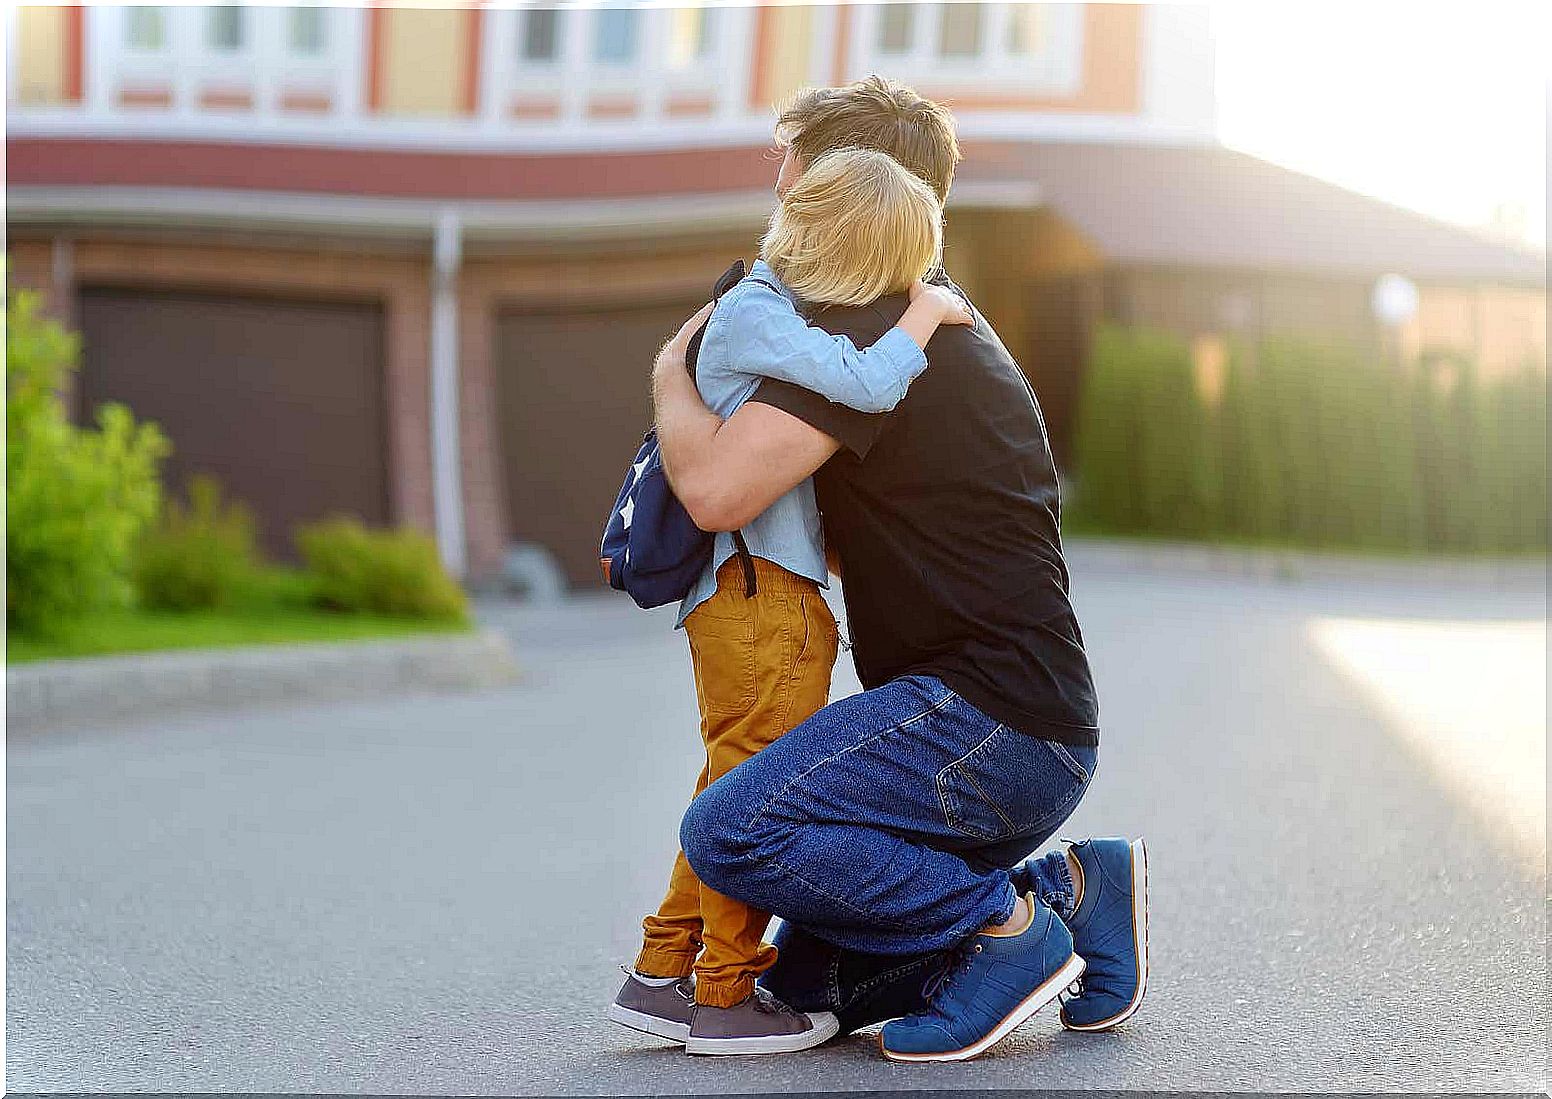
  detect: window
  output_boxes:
[593,8,640,63]
[863,3,1082,94]
[521,8,562,63]
[938,2,982,57]
[667,7,716,68]
[125,6,167,50]
[878,3,914,53]
[206,5,245,51]
[288,7,326,56]
[1007,3,1042,55]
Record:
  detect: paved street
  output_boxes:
[7,548,1547,1094]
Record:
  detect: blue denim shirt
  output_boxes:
[676,260,928,627]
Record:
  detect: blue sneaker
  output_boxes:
[1055,837,1150,1031]
[877,897,1084,1063]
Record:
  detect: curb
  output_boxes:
[1064,537,1547,589]
[6,629,520,734]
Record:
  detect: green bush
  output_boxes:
[1071,324,1545,555]
[1474,361,1548,552]
[296,517,468,622]
[1074,327,1218,538]
[136,475,261,611]
[6,290,169,633]
[1233,336,1421,550]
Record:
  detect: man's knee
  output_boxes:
[679,781,756,894]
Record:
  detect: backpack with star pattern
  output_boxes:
[599,261,758,609]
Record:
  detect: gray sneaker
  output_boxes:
[684,986,841,1056]
[607,969,696,1044]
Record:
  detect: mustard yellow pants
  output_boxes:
[635,555,839,1007]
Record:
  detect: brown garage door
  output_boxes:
[497,298,702,588]
[77,289,389,559]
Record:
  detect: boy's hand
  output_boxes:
[909,280,974,326]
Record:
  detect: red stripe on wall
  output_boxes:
[463,6,484,115]
[665,94,715,118]
[509,97,560,121]
[831,5,851,86]
[199,88,255,111]
[280,91,333,114]
[6,137,781,200]
[63,6,85,102]
[748,5,773,111]
[117,88,174,109]
[365,5,384,113]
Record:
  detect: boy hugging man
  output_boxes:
[609,144,972,1055]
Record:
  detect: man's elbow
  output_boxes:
[678,479,758,533]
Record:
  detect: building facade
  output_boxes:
[8,3,1544,586]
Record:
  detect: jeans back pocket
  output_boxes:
[936,727,1092,842]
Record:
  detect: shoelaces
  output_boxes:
[919,939,984,1004]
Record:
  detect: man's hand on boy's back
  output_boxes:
[653,300,716,391]
[653,299,840,533]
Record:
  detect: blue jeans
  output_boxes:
[679,674,1097,1023]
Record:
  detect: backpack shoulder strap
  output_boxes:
[743,271,814,321]
[706,260,764,598]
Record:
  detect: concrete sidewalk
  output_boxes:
[7,629,519,734]
[1065,534,1547,588]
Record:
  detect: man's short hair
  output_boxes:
[775,76,961,203]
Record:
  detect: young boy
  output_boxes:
[609,147,972,1056]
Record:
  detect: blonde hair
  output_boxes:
[761,146,943,308]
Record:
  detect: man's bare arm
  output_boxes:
[652,304,840,532]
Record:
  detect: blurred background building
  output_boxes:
[7,3,1546,586]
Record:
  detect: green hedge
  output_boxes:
[296,517,469,623]
[136,475,262,611]
[6,290,169,633]
[1072,326,1546,554]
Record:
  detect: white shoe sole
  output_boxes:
[1062,836,1150,1032]
[880,951,1085,1063]
[684,1011,841,1056]
[606,1001,692,1044]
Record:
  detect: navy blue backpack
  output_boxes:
[600,261,760,609]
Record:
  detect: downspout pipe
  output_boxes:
[430,206,468,579]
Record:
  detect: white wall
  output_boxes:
[1142,4,1217,138]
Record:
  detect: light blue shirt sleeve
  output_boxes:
[713,280,928,413]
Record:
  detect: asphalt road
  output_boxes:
[7,550,1546,1094]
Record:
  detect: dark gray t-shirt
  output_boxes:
[750,280,1099,746]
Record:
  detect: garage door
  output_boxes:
[497,298,702,588]
[77,289,389,560]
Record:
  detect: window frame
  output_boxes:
[285,5,328,59]
[203,4,248,55]
[875,2,915,55]
[123,5,169,53]
[590,6,642,67]
[664,4,717,70]
[481,5,747,127]
[936,2,984,59]
[517,6,564,66]
[853,2,1085,95]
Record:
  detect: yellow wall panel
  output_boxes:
[15,6,67,105]
[379,7,466,117]
[758,5,816,111]
[1406,287,1477,362]
[1476,288,1547,375]
[1403,285,1547,375]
